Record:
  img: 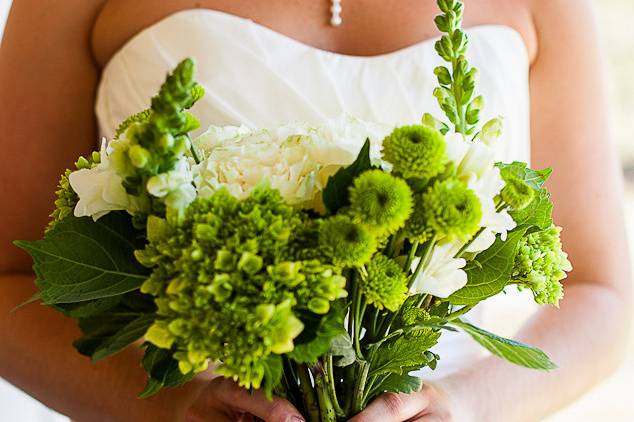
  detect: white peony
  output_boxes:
[192,116,391,209]
[410,242,468,297]
[69,140,145,220]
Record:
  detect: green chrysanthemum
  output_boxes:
[318,215,377,267]
[362,254,408,311]
[136,186,346,391]
[512,225,571,306]
[500,176,534,210]
[406,178,482,241]
[349,170,413,235]
[382,125,448,180]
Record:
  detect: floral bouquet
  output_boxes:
[15,1,571,420]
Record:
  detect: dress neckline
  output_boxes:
[101,8,529,72]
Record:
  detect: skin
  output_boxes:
[0,0,631,420]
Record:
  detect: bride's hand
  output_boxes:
[185,377,305,422]
[348,381,468,422]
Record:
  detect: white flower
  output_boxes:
[146,158,196,209]
[410,242,467,297]
[69,140,144,220]
[192,116,391,208]
[444,132,516,252]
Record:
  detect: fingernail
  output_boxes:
[288,417,304,422]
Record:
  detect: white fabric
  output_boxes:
[95,9,531,379]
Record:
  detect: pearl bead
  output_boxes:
[330,15,342,26]
[330,0,342,27]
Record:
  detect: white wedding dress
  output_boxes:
[1,9,535,422]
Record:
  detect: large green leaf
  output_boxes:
[454,320,556,370]
[139,345,194,398]
[497,162,551,190]
[14,213,149,304]
[449,226,529,305]
[261,355,284,400]
[322,139,373,214]
[91,314,155,362]
[329,333,355,367]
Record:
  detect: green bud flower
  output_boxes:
[158,133,175,151]
[512,225,571,307]
[128,144,151,168]
[146,216,169,243]
[145,321,175,349]
[308,297,331,314]
[269,261,305,287]
[255,303,276,324]
[382,125,448,180]
[349,170,413,235]
[214,250,235,271]
[237,252,264,275]
[173,136,191,156]
[500,176,535,210]
[209,273,233,302]
[75,156,91,170]
[319,215,377,267]
[480,117,504,145]
[362,254,408,311]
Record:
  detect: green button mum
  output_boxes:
[318,215,377,267]
[349,169,414,235]
[362,254,408,311]
[382,125,448,180]
[407,178,482,241]
[500,176,535,210]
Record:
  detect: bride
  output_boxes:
[0,0,631,420]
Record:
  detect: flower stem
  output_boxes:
[351,361,370,414]
[311,363,337,422]
[297,363,320,422]
[324,355,345,417]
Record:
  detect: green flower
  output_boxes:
[319,215,377,267]
[382,125,448,180]
[349,170,413,235]
[137,186,346,390]
[47,152,101,232]
[362,254,408,311]
[500,176,534,210]
[406,178,481,241]
[512,225,571,306]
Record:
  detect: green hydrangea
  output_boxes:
[500,175,534,210]
[137,186,347,389]
[349,170,413,235]
[406,178,482,241]
[362,254,408,311]
[382,125,448,180]
[512,225,571,306]
[47,152,101,232]
[318,215,377,267]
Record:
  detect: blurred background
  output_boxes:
[1,0,632,420]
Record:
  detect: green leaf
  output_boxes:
[368,330,440,377]
[496,162,553,230]
[367,373,422,402]
[261,355,284,400]
[449,226,529,305]
[139,345,194,398]
[52,296,122,318]
[14,213,149,304]
[453,320,557,370]
[288,304,347,364]
[91,314,155,362]
[329,333,355,367]
[497,162,551,190]
[322,139,373,214]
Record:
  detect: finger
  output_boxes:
[410,416,441,422]
[348,391,430,422]
[210,378,305,422]
[185,406,232,422]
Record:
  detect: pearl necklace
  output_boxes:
[330,0,342,26]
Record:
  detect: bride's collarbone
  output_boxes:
[91,0,536,69]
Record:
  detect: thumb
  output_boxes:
[211,378,305,422]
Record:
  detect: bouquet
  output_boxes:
[15,1,571,420]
